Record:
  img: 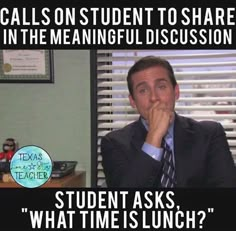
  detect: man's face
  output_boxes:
[128,66,180,120]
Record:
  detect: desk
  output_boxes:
[0,171,86,188]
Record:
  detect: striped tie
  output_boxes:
[160,140,176,188]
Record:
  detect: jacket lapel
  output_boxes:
[131,118,147,152]
[174,114,195,187]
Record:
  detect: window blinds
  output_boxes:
[96,50,236,187]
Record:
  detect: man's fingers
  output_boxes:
[148,101,161,112]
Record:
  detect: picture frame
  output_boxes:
[0,50,54,83]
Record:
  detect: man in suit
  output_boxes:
[101,56,236,187]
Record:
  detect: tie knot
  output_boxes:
[161,139,167,149]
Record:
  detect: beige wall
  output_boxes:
[0,50,91,186]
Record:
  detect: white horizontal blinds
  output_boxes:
[96,50,236,187]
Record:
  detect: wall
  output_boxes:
[0,50,91,186]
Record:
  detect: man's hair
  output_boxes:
[127,56,177,97]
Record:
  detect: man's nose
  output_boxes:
[150,89,160,102]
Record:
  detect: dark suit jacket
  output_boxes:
[101,114,236,187]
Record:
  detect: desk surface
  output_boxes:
[0,171,86,188]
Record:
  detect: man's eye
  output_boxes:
[158,85,166,89]
[139,88,148,94]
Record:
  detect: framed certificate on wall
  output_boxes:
[0,50,54,83]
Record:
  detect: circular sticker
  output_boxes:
[10,145,52,188]
[3,63,12,73]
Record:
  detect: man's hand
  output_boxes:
[145,102,173,148]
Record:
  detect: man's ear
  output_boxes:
[129,94,136,108]
[175,84,180,100]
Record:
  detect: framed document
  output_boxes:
[0,50,54,83]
